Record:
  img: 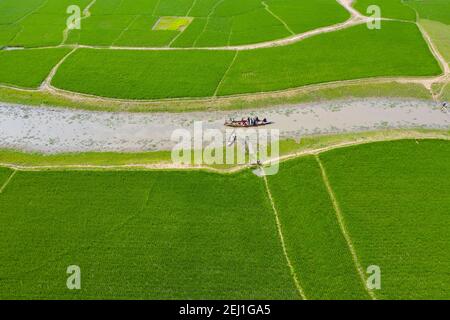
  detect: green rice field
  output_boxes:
[0,0,447,101]
[1,140,449,299]
[0,0,349,48]
[52,22,441,99]
[0,48,70,88]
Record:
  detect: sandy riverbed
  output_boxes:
[0,98,448,153]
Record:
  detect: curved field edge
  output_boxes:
[0,0,350,49]
[1,129,449,169]
[354,0,449,24]
[48,22,441,100]
[1,138,449,299]
[353,0,417,21]
[0,2,447,107]
[0,81,434,113]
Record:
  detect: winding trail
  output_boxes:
[40,48,78,90]
[1,0,448,105]
[17,0,367,52]
[61,0,97,45]
[413,22,449,100]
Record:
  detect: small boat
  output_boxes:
[224,119,273,128]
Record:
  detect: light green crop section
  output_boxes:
[267,156,370,299]
[1,140,449,299]
[319,140,450,299]
[0,170,298,299]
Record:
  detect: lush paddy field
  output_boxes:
[354,0,416,21]
[319,139,450,299]
[0,0,349,48]
[0,0,446,101]
[1,140,449,299]
[51,22,440,99]
[408,0,450,25]
[217,21,440,96]
[0,170,298,299]
[52,49,237,99]
[0,167,12,185]
[354,0,450,25]
[266,156,370,300]
[0,48,70,88]
[0,0,90,47]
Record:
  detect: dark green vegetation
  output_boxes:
[0,0,349,48]
[0,0,445,101]
[52,49,236,99]
[354,0,450,25]
[170,0,349,47]
[0,0,90,47]
[0,140,449,299]
[51,22,440,99]
[408,0,450,25]
[354,0,417,21]
[0,167,13,186]
[0,48,70,88]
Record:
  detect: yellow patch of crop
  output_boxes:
[152,16,193,31]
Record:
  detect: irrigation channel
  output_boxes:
[0,98,449,153]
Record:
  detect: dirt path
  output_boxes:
[1,0,447,105]
[61,0,97,45]
[0,170,16,194]
[40,48,77,90]
[395,22,449,100]
[416,23,449,87]
[12,0,366,53]
[315,155,376,300]
[339,0,365,19]
[263,174,308,300]
[0,98,448,153]
[1,133,448,173]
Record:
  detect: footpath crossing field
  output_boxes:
[1,140,449,299]
[0,0,349,48]
[0,0,447,101]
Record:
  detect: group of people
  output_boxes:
[231,116,268,126]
